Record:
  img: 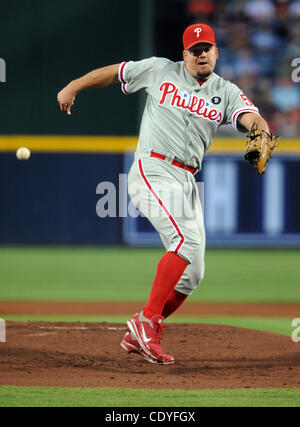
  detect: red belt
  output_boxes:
[150,152,196,174]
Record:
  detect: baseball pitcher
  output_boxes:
[57,23,279,365]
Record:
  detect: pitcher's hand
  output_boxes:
[57,86,76,115]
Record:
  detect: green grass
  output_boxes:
[1,315,294,337]
[1,247,299,407]
[0,247,299,302]
[0,386,299,407]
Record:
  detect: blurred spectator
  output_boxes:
[271,111,299,136]
[225,0,249,20]
[236,74,259,99]
[252,77,274,110]
[250,24,279,50]
[232,49,261,77]
[245,0,276,23]
[187,0,215,21]
[271,76,300,111]
[287,20,300,57]
[185,0,300,136]
[274,0,290,18]
[212,1,228,21]
[227,23,251,49]
[289,0,300,16]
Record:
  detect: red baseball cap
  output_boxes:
[183,23,216,50]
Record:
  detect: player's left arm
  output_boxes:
[238,112,270,133]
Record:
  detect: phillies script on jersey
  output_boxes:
[159,81,223,124]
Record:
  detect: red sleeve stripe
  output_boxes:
[232,108,260,130]
[138,159,185,254]
[118,62,129,95]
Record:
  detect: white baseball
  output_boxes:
[16,147,31,161]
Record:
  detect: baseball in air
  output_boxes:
[16,147,31,161]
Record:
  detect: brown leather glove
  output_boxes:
[244,124,279,175]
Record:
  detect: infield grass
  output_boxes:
[0,247,299,302]
[0,386,299,407]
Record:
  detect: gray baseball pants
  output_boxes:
[128,155,206,296]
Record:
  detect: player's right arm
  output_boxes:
[57,63,120,115]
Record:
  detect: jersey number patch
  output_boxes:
[240,93,253,106]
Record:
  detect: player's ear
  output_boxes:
[183,50,187,63]
[215,46,219,60]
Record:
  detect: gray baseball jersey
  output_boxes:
[118,57,259,171]
[118,57,258,295]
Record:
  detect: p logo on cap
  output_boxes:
[183,23,216,50]
[194,28,202,38]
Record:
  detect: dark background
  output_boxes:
[0,0,141,134]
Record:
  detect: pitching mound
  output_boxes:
[0,322,299,389]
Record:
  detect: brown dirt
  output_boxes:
[1,301,300,317]
[0,321,300,389]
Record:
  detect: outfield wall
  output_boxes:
[0,152,123,244]
[1,136,300,247]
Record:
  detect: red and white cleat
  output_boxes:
[120,331,141,354]
[120,331,157,364]
[127,311,175,365]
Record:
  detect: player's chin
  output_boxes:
[196,68,212,79]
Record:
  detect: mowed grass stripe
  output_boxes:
[0,247,299,302]
[0,386,299,407]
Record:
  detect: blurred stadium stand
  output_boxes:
[185,0,300,137]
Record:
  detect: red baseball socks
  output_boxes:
[162,289,188,318]
[143,251,189,319]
